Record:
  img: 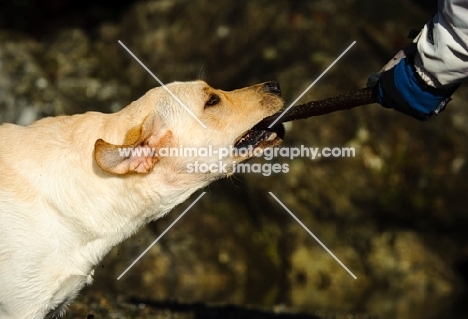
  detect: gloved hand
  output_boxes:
[367,44,459,121]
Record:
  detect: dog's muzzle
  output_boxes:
[234,81,285,151]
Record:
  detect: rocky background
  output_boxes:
[1,0,468,318]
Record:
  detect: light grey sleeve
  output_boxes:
[414,0,468,87]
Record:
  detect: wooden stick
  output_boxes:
[254,87,378,129]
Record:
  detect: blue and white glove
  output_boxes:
[367,44,459,121]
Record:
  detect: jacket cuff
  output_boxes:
[378,57,458,120]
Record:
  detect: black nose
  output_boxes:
[263,81,281,96]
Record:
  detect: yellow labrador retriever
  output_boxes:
[0,80,284,318]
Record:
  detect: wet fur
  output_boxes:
[0,81,283,318]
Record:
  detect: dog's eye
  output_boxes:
[205,94,220,107]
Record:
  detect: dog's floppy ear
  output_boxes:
[94,115,172,175]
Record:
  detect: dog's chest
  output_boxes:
[46,269,95,318]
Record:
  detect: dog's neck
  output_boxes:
[30,109,214,270]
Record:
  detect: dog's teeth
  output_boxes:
[266,132,276,141]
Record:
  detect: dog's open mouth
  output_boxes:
[234,123,285,150]
[233,80,285,151]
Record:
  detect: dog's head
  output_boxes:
[93,80,284,177]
